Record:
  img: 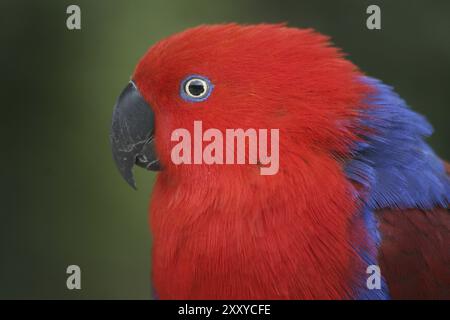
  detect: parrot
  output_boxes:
[110,24,450,300]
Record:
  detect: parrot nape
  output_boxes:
[110,24,450,299]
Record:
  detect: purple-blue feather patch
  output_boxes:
[346,76,450,299]
[347,77,450,210]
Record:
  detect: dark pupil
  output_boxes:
[188,81,205,96]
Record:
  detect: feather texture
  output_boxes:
[346,78,450,299]
[376,205,450,299]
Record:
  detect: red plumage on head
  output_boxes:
[133,24,373,299]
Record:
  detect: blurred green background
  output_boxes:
[1,0,449,299]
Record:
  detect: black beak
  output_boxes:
[110,81,160,189]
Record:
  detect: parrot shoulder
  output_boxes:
[345,77,450,299]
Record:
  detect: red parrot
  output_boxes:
[110,24,450,299]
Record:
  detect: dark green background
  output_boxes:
[1,0,449,299]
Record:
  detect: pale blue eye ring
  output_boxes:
[180,75,214,102]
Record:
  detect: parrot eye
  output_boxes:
[180,75,214,102]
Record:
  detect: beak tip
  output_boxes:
[129,181,138,191]
[124,175,138,190]
[111,149,138,190]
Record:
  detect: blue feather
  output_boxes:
[346,76,450,299]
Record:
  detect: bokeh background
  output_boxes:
[1,0,449,299]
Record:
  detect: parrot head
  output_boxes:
[110,24,370,189]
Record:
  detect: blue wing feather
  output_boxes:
[346,76,450,299]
